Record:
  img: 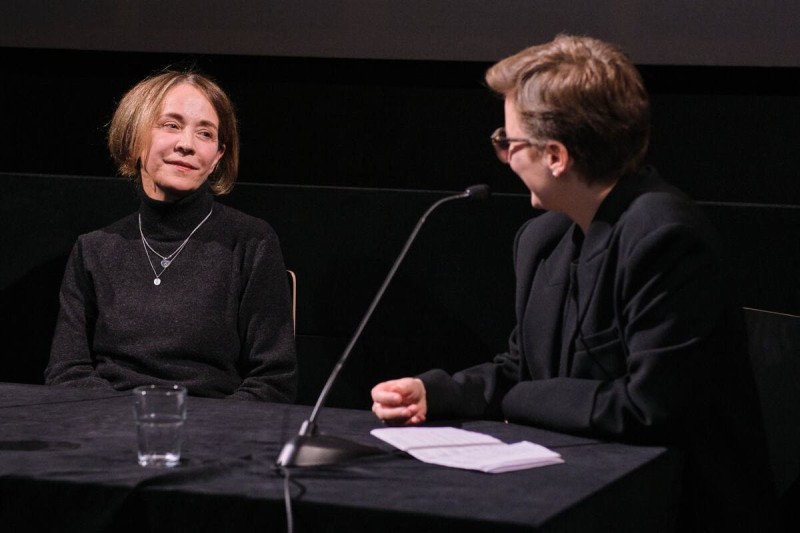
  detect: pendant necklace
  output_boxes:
[139,207,213,286]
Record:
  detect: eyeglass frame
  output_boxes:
[490,127,541,163]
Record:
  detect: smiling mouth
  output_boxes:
[166,161,197,170]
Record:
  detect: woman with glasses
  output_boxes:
[45,69,297,402]
[371,34,777,530]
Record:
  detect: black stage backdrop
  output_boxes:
[2,175,798,408]
[1,48,800,205]
[1,4,799,403]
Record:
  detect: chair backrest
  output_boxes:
[743,307,800,497]
[287,269,297,334]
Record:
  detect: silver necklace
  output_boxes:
[138,207,213,286]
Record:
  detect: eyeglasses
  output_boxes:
[490,127,538,163]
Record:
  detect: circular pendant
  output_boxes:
[160,259,171,268]
[153,278,161,286]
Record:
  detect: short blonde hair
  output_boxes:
[107,69,239,195]
[486,34,650,182]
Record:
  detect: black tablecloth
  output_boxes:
[0,383,682,532]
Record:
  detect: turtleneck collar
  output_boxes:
[138,181,215,240]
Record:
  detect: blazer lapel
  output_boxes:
[574,169,652,332]
[523,231,575,378]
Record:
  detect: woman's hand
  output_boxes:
[371,378,427,425]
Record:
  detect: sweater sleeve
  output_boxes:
[44,239,116,390]
[229,229,297,402]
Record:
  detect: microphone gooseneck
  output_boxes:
[464,184,490,200]
[275,184,491,467]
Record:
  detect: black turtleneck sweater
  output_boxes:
[45,183,297,402]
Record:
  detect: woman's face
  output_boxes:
[140,83,225,201]
[503,96,553,210]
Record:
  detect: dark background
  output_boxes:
[2,47,800,204]
[1,2,798,409]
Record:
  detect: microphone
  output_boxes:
[276,184,491,467]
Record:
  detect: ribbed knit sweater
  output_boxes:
[45,183,297,402]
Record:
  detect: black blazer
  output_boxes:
[420,166,776,528]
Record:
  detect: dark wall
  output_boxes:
[0,175,531,407]
[2,174,798,409]
[0,44,798,407]
[2,47,800,204]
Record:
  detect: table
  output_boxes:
[0,383,683,532]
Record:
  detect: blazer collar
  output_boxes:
[574,166,661,313]
[581,166,659,261]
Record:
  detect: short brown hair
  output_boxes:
[107,69,239,195]
[486,34,650,182]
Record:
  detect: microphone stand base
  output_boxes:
[276,434,384,467]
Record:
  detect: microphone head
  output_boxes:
[464,184,491,200]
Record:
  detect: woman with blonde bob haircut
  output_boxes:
[108,70,240,195]
[372,35,778,530]
[47,68,297,403]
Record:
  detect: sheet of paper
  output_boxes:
[371,426,564,473]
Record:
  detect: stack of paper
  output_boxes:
[370,426,564,473]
